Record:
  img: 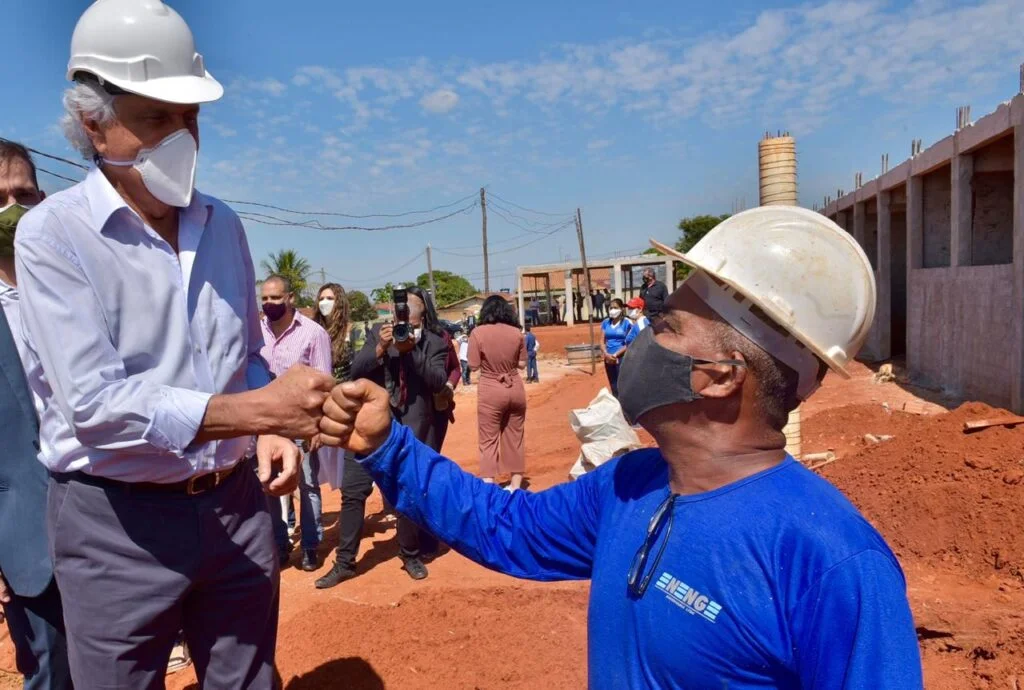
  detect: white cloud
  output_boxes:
[235,78,287,97]
[211,123,238,138]
[587,139,612,151]
[420,89,460,114]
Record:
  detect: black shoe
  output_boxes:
[278,546,292,568]
[402,557,429,580]
[315,561,356,589]
[301,549,319,572]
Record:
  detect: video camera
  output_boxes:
[392,288,411,343]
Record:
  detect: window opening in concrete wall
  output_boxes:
[970,133,1014,266]
[889,185,908,358]
[921,164,952,268]
[864,198,878,270]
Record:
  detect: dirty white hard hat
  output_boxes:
[649,206,876,399]
[67,0,223,105]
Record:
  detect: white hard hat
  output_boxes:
[67,0,223,105]
[650,206,876,398]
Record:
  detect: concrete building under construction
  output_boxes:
[821,84,1024,413]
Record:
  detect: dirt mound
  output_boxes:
[817,402,1024,581]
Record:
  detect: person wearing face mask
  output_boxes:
[600,298,634,397]
[13,3,338,687]
[624,297,651,345]
[0,142,73,690]
[260,275,333,572]
[331,285,449,583]
[318,206,922,689]
[639,267,669,321]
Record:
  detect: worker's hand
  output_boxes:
[260,365,335,439]
[256,434,301,497]
[306,434,323,454]
[319,379,393,454]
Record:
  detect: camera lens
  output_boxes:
[394,322,410,342]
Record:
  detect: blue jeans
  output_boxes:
[527,353,539,381]
[269,448,323,553]
[461,360,471,385]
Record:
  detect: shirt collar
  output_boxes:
[262,310,304,343]
[84,166,213,234]
[0,278,16,300]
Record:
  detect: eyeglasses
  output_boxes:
[627,492,678,598]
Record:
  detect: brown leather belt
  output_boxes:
[57,458,250,496]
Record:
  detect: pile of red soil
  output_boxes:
[817,402,1024,581]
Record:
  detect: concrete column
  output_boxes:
[664,259,675,291]
[951,150,975,267]
[612,262,622,300]
[1011,124,1024,412]
[875,190,892,361]
[516,271,525,328]
[853,201,866,248]
[564,271,575,327]
[836,209,848,232]
[908,175,924,270]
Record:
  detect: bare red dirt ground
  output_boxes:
[2,324,1021,688]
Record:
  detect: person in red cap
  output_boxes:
[625,297,650,346]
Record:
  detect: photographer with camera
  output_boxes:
[319,285,448,584]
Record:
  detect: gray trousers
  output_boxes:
[48,463,279,690]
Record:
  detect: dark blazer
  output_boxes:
[0,307,52,598]
[351,324,449,449]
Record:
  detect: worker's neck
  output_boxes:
[652,417,786,495]
[0,256,15,287]
[271,309,296,338]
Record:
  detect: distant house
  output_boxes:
[437,292,517,323]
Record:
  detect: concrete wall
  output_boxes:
[922,165,952,268]
[907,265,1015,407]
[821,90,1024,413]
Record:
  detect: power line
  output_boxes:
[37,167,83,184]
[225,191,479,219]
[0,137,89,171]
[487,191,565,217]
[340,250,426,287]
[434,218,574,258]
[236,201,477,232]
[486,197,572,230]
[486,204,574,235]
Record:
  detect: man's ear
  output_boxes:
[694,350,747,400]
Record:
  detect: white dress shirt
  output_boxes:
[14,167,272,482]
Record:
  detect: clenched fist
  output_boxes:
[319,379,393,454]
[261,364,335,439]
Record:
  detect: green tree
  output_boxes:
[416,271,477,307]
[370,282,398,305]
[261,249,313,306]
[643,247,663,256]
[673,214,730,279]
[348,290,378,323]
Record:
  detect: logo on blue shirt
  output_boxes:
[655,572,723,623]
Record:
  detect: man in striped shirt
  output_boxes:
[260,274,333,571]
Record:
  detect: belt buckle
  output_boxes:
[186,471,221,496]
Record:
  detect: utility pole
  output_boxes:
[575,208,597,374]
[318,267,326,285]
[480,187,490,293]
[426,243,436,299]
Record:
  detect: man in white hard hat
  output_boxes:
[320,206,923,688]
[14,1,335,687]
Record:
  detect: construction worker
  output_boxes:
[320,206,922,688]
[14,1,335,687]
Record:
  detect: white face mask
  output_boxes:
[102,129,198,208]
[414,327,423,341]
[628,308,641,320]
[608,308,622,319]
[318,299,335,317]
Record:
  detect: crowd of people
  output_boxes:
[0,1,926,688]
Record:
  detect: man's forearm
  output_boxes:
[194,389,275,442]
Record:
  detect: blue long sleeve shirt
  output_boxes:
[361,422,923,689]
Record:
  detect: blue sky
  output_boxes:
[6,0,1023,294]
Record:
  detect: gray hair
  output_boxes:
[60,81,117,160]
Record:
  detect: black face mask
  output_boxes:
[617,326,745,425]
[262,302,288,322]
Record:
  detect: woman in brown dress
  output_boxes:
[468,295,527,491]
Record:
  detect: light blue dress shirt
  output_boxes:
[14,168,272,483]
